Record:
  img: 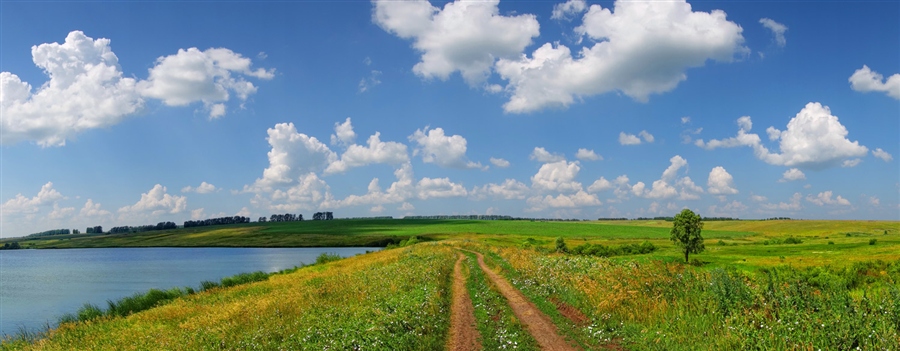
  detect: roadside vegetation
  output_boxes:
[2,218,898,350]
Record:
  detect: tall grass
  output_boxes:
[487,244,900,350]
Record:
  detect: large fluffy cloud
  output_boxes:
[325,131,409,174]
[409,127,483,169]
[526,190,600,211]
[0,182,65,215]
[849,65,900,100]
[0,31,142,147]
[707,166,738,195]
[372,0,539,85]
[137,47,274,118]
[417,177,468,199]
[806,191,851,206]
[118,184,187,215]
[1,31,272,147]
[696,103,868,169]
[531,160,582,193]
[247,123,337,192]
[496,0,746,112]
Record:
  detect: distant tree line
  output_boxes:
[1,242,21,250]
[312,212,334,220]
[635,216,676,221]
[25,228,71,238]
[597,218,629,221]
[259,213,303,222]
[766,217,792,220]
[86,226,103,234]
[109,222,177,234]
[702,217,740,221]
[184,216,251,228]
[343,216,393,220]
[257,212,334,222]
[403,215,515,220]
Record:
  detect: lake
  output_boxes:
[0,247,379,337]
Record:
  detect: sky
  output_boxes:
[1,0,898,238]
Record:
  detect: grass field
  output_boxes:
[3,219,899,350]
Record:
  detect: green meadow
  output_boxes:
[3,219,899,350]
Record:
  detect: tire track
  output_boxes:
[447,253,481,351]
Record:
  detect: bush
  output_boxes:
[828,241,834,245]
[783,236,803,244]
[315,252,343,265]
[555,237,568,253]
[869,238,877,245]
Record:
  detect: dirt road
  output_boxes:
[469,250,579,351]
[447,253,481,351]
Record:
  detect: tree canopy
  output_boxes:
[670,209,705,263]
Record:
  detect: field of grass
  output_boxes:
[6,218,765,249]
[3,219,899,350]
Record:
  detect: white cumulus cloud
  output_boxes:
[495,0,746,113]
[849,65,900,100]
[531,160,582,193]
[707,166,738,195]
[181,182,218,194]
[551,0,587,20]
[526,190,600,211]
[530,147,566,163]
[138,47,274,119]
[0,31,142,147]
[409,127,483,169]
[696,103,868,169]
[247,123,337,192]
[779,168,806,182]
[489,157,510,168]
[330,118,357,146]
[806,191,851,206]
[118,184,187,215]
[472,179,530,200]
[325,131,409,174]
[372,0,539,85]
[1,182,65,215]
[417,177,468,199]
[587,177,613,193]
[575,148,602,161]
[0,31,272,147]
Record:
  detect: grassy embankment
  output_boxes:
[3,219,899,350]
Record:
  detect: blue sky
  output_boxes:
[1,0,898,237]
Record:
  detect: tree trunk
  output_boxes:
[684,251,689,263]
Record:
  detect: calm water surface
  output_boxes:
[0,247,378,337]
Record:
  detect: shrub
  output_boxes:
[555,237,568,253]
[315,252,343,265]
[828,241,834,245]
[783,236,803,244]
[869,238,877,245]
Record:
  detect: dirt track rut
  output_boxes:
[447,253,481,351]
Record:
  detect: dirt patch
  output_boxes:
[447,253,481,351]
[550,298,590,326]
[467,250,579,351]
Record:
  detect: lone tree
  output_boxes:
[670,209,705,263]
